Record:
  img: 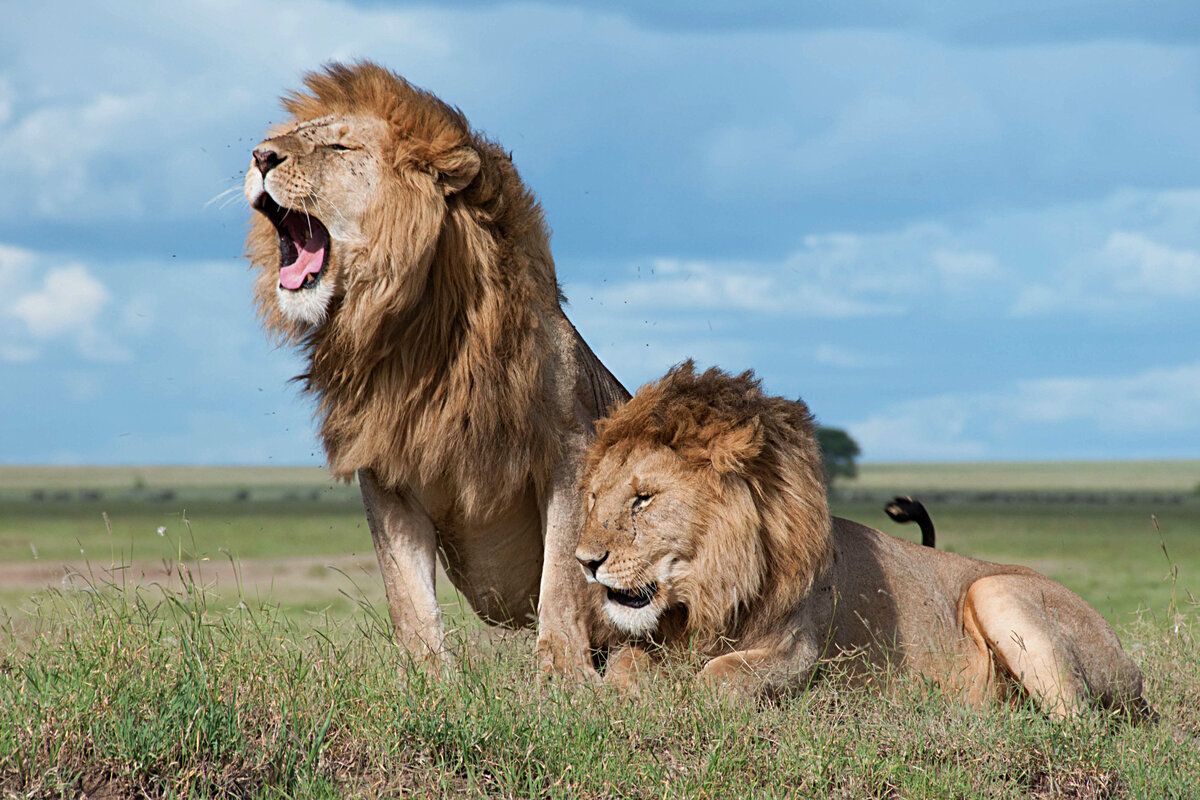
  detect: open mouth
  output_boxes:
[605,582,657,609]
[253,192,329,291]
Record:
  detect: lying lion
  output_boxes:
[576,362,1150,718]
[245,62,627,675]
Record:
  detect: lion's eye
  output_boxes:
[632,493,654,512]
[327,143,352,152]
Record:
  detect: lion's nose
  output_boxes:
[577,551,609,579]
[252,146,285,176]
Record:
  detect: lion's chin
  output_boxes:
[602,595,666,636]
[276,278,336,327]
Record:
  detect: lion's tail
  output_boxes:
[884,495,935,548]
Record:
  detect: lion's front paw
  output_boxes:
[603,645,657,693]
[536,630,599,683]
[699,654,743,683]
[699,652,764,700]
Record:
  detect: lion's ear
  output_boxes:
[433,146,481,195]
[707,418,763,475]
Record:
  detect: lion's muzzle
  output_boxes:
[604,582,657,609]
[576,550,608,583]
[252,146,285,177]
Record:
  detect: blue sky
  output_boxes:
[3,1,1200,464]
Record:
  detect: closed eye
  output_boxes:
[632,492,654,512]
[326,143,353,151]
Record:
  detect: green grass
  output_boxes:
[843,459,1200,493]
[0,499,366,564]
[1,573,1196,799]
[3,467,1196,628]
[3,465,1199,797]
[0,499,481,628]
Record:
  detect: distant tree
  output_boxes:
[817,427,861,488]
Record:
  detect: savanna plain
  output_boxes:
[1,463,1197,798]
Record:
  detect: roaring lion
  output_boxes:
[576,362,1150,718]
[244,62,627,675]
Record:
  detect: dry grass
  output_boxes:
[1,565,1196,799]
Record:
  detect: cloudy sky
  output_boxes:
[3,1,1200,464]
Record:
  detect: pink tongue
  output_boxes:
[279,222,328,290]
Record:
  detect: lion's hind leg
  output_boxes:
[962,574,1146,719]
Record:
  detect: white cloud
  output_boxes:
[0,242,35,282]
[6,1,1200,233]
[813,344,880,369]
[4,2,1200,465]
[1012,231,1200,315]
[700,33,1200,211]
[0,248,321,465]
[849,361,1200,460]
[0,0,449,222]
[930,248,1004,291]
[11,266,109,338]
[579,256,902,318]
[1008,363,1200,433]
[0,246,131,363]
[0,76,12,127]
[0,90,160,218]
[637,187,1200,324]
[563,286,754,391]
[1008,285,1061,317]
[849,395,989,461]
[0,344,38,363]
[1105,232,1200,296]
[568,222,1020,333]
[704,80,1001,200]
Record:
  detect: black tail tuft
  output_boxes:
[884,495,936,548]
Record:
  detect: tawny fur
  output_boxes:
[249,63,561,518]
[579,365,1150,719]
[246,62,628,671]
[582,361,832,650]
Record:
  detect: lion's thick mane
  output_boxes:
[247,63,562,518]
[584,366,1150,718]
[586,362,833,646]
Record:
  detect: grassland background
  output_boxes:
[1,463,1197,798]
[1,462,1196,625]
[5,458,1197,492]
[841,459,1200,493]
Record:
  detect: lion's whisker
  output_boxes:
[309,189,352,229]
[204,185,244,209]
